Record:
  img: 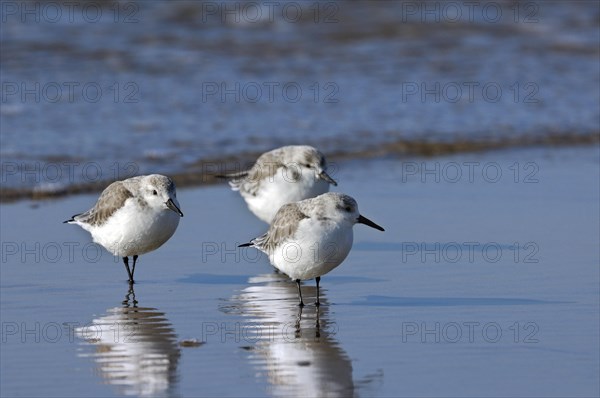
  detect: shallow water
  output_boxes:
[1,1,599,190]
[1,147,598,397]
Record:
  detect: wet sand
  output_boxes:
[2,133,597,203]
[1,147,599,397]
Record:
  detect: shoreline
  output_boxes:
[1,132,597,203]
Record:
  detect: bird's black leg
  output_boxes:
[315,276,321,307]
[296,279,304,307]
[131,255,138,281]
[122,256,134,284]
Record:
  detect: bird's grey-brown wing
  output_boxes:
[252,203,309,253]
[233,150,284,195]
[71,181,134,226]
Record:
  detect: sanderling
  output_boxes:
[220,145,337,223]
[65,174,183,283]
[239,192,384,306]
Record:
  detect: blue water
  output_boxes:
[1,1,599,190]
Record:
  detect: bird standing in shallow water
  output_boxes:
[240,192,384,306]
[65,174,183,284]
[221,145,337,223]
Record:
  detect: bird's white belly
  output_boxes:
[89,204,180,257]
[270,225,353,281]
[244,173,330,223]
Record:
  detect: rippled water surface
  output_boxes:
[1,1,599,190]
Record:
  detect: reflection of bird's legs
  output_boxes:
[131,255,138,281]
[295,279,304,307]
[123,283,137,307]
[315,305,321,338]
[123,257,134,283]
[315,276,321,307]
[295,305,303,338]
[130,284,138,306]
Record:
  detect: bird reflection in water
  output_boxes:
[225,272,355,397]
[76,284,181,397]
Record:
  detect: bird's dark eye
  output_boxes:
[304,163,311,168]
[152,190,158,196]
[345,206,352,212]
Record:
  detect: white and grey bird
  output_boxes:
[65,174,183,283]
[240,192,384,306]
[221,145,337,223]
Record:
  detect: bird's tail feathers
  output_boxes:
[63,214,80,224]
[215,170,249,180]
[216,171,249,191]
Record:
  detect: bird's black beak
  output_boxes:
[318,170,338,186]
[357,215,384,231]
[166,198,184,217]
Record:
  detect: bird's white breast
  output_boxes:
[243,171,330,223]
[269,219,353,281]
[85,199,180,257]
